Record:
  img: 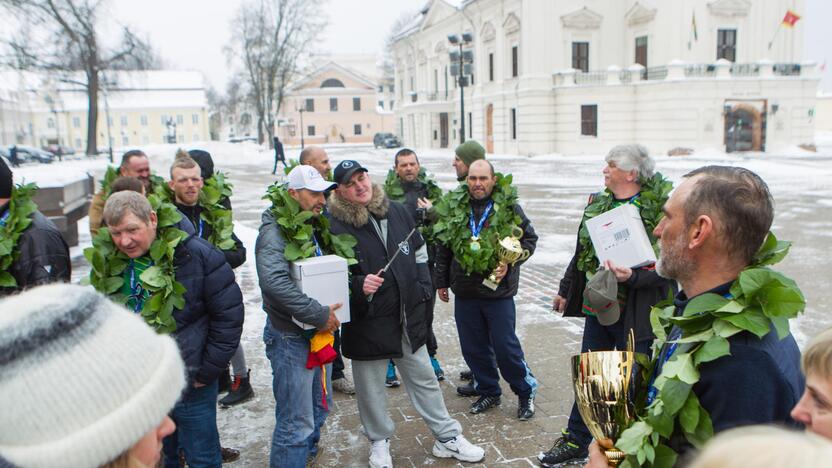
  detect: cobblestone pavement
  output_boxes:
[67,144,832,467]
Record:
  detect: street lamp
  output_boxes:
[296,102,305,149]
[44,95,63,162]
[448,32,474,143]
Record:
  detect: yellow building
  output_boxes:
[1,70,210,152]
[278,61,393,145]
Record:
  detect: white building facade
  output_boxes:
[392,0,819,155]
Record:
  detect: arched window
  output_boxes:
[321,78,345,88]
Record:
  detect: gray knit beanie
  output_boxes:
[0,284,186,468]
[454,140,486,167]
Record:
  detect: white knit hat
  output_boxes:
[0,284,186,468]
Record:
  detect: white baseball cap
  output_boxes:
[287,165,337,192]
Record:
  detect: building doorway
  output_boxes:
[326,124,344,143]
[439,113,449,148]
[486,104,494,153]
[724,100,766,152]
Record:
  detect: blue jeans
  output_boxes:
[567,314,653,448]
[264,319,332,468]
[162,380,221,467]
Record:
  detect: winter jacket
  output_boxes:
[557,196,675,342]
[175,202,246,269]
[395,179,439,266]
[170,234,244,385]
[434,197,538,299]
[0,206,70,297]
[255,209,331,334]
[327,184,433,361]
[88,190,105,236]
[663,283,804,454]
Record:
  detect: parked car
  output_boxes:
[44,144,76,156]
[373,132,401,149]
[14,145,55,164]
[226,136,258,144]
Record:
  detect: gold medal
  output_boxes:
[470,236,481,252]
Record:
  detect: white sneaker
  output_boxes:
[332,376,356,395]
[432,434,485,463]
[369,438,392,468]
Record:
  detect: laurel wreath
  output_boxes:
[615,232,805,468]
[0,183,38,288]
[432,173,521,275]
[84,193,189,333]
[577,173,673,273]
[161,170,236,251]
[262,182,357,265]
[384,168,443,242]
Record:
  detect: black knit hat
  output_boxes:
[187,150,214,180]
[0,156,12,198]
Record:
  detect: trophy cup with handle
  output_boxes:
[482,226,530,291]
[571,349,644,466]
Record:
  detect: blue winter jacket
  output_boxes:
[171,233,244,385]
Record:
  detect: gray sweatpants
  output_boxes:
[352,337,461,442]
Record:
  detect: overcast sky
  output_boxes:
[109,0,831,92]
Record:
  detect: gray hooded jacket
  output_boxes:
[255,208,329,333]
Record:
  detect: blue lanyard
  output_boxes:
[646,291,733,404]
[197,218,204,238]
[0,210,10,228]
[469,201,493,239]
[128,259,153,314]
[312,233,323,257]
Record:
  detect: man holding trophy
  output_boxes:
[434,159,539,420]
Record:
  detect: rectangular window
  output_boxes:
[305,98,314,112]
[399,79,403,98]
[354,124,362,135]
[330,98,338,112]
[635,36,648,68]
[489,53,494,81]
[378,100,384,109]
[572,42,589,72]
[468,112,472,138]
[47,118,54,129]
[353,97,361,111]
[73,116,81,128]
[717,29,737,62]
[510,108,517,140]
[192,114,199,124]
[434,69,438,92]
[120,115,128,126]
[581,105,598,137]
[75,138,82,148]
[444,66,449,97]
[140,115,148,126]
[511,46,519,77]
[390,83,395,93]
[389,101,394,110]
[176,115,184,125]
[122,135,129,145]
[377,85,383,92]
[308,125,316,136]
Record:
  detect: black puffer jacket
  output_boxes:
[558,198,675,342]
[0,206,70,297]
[171,234,245,384]
[327,184,433,361]
[434,198,537,299]
[175,202,246,269]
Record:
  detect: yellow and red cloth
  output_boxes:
[306,330,337,410]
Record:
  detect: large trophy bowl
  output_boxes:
[571,351,644,466]
[482,226,530,290]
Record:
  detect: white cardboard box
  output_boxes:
[585,203,657,269]
[290,255,351,330]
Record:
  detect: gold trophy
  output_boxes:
[571,350,644,466]
[482,226,529,291]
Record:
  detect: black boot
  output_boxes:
[218,367,232,395]
[470,395,501,414]
[456,382,480,397]
[219,369,254,408]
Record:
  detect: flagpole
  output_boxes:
[767,23,782,50]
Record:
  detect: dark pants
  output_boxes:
[455,297,537,398]
[272,157,286,174]
[425,291,438,356]
[332,329,345,380]
[567,314,653,448]
[162,381,222,467]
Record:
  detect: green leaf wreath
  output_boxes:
[162,170,236,251]
[0,183,38,288]
[432,173,522,275]
[577,173,673,273]
[262,182,357,265]
[384,167,443,242]
[84,193,189,333]
[615,232,805,468]
[283,158,300,175]
[99,165,168,199]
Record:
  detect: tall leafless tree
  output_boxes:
[227,0,325,148]
[1,0,158,155]
[380,10,418,88]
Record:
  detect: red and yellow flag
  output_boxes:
[781,10,801,28]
